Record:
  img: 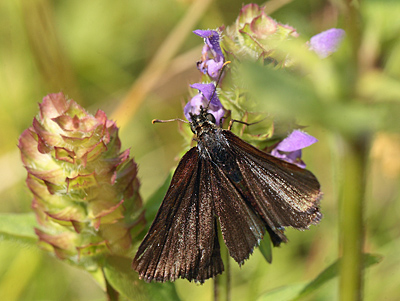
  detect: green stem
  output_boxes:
[226,253,231,301]
[338,135,369,301]
[214,232,231,301]
[337,1,366,299]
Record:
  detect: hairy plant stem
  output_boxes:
[338,134,369,301]
[337,0,366,299]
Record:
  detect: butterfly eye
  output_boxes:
[190,123,197,134]
[206,113,216,124]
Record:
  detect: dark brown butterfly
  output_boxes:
[132,107,322,283]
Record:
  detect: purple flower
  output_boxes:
[184,83,225,125]
[309,28,345,58]
[271,130,318,168]
[193,30,225,79]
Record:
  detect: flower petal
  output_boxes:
[194,30,224,79]
[193,30,224,58]
[271,130,318,168]
[184,83,225,125]
[309,28,345,58]
[275,130,318,152]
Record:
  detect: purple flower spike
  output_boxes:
[309,28,345,58]
[271,130,318,168]
[193,30,225,79]
[184,83,225,125]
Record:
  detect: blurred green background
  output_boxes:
[1,0,399,300]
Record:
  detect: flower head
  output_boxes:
[222,3,299,63]
[19,93,144,267]
[309,28,345,58]
[184,83,225,125]
[194,30,225,79]
[271,130,318,168]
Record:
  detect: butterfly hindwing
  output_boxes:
[206,158,266,265]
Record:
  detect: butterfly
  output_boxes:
[132,106,322,283]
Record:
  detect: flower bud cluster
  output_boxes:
[19,93,144,268]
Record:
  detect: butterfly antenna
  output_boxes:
[205,61,231,109]
[227,117,267,130]
[152,118,189,124]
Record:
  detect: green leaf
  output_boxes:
[258,237,272,264]
[379,102,400,132]
[257,283,306,301]
[294,253,382,300]
[358,71,400,102]
[240,63,321,121]
[103,256,181,301]
[257,253,382,301]
[240,62,391,136]
[0,213,38,245]
[143,171,173,226]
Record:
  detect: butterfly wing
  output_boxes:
[133,128,322,281]
[132,148,223,283]
[222,130,322,246]
[196,129,289,265]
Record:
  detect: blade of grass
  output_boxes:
[21,0,81,98]
[111,0,213,129]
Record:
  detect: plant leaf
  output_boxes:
[143,171,173,226]
[103,256,181,301]
[258,236,272,264]
[0,213,38,245]
[240,62,390,136]
[257,253,382,301]
[294,253,382,300]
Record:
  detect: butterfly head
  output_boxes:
[189,106,217,135]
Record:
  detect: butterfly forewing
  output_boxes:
[223,130,322,230]
[132,148,224,283]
